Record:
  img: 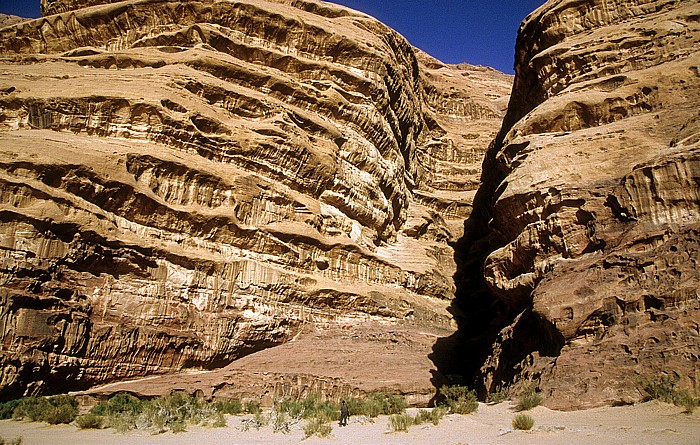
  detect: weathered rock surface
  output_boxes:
[0,0,510,402]
[0,14,27,28]
[454,0,700,409]
[79,321,441,406]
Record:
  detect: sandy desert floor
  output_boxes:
[0,400,698,445]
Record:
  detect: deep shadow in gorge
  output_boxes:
[426,11,572,395]
[429,133,566,402]
[428,151,516,399]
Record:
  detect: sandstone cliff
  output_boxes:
[454,0,700,409]
[0,0,510,402]
[0,14,27,28]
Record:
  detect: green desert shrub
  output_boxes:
[12,395,77,424]
[169,419,187,434]
[674,392,698,414]
[388,413,415,432]
[92,391,230,434]
[75,413,104,429]
[512,413,535,430]
[278,398,305,418]
[300,392,323,413]
[11,391,243,434]
[414,407,447,426]
[346,396,381,418]
[212,398,242,415]
[12,397,51,422]
[0,400,20,420]
[44,395,78,425]
[108,413,140,434]
[343,393,407,418]
[0,436,23,445]
[141,391,206,433]
[488,390,507,404]
[278,393,340,425]
[643,376,699,413]
[372,392,407,415]
[303,417,332,438]
[643,375,677,403]
[244,400,262,415]
[88,393,143,432]
[90,393,142,417]
[212,412,227,428]
[311,401,339,423]
[43,404,77,425]
[413,409,429,425]
[516,386,543,412]
[440,385,478,414]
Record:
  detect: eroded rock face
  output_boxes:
[462,0,700,409]
[0,0,510,401]
[0,14,27,28]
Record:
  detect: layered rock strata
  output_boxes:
[457,0,700,409]
[0,0,510,401]
[0,14,27,28]
[79,321,440,406]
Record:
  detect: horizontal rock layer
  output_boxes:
[461,0,700,409]
[0,0,510,401]
[79,321,440,407]
[0,14,26,28]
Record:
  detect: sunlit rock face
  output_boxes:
[0,14,26,28]
[0,0,510,401]
[468,0,700,409]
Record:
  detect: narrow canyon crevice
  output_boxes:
[431,0,700,409]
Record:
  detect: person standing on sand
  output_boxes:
[339,400,349,426]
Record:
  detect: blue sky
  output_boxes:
[0,0,544,73]
[333,0,544,73]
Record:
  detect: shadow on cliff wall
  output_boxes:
[428,146,565,402]
[427,202,517,401]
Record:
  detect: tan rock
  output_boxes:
[0,0,510,402]
[464,0,700,409]
[0,14,27,28]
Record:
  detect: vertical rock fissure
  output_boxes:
[433,0,700,409]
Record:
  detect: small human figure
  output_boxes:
[339,400,349,426]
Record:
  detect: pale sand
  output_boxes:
[0,401,698,445]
